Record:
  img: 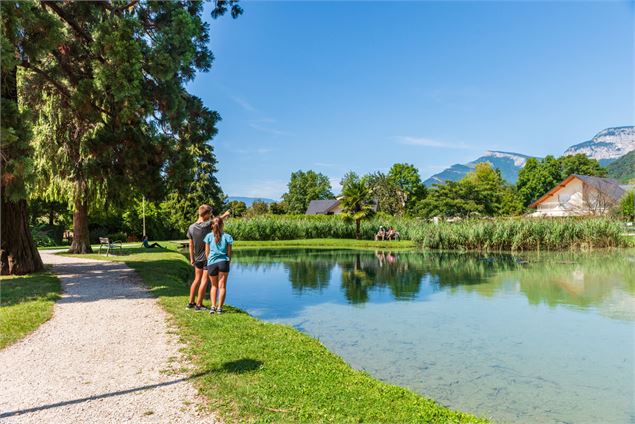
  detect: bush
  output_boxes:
[105,232,127,242]
[30,223,64,247]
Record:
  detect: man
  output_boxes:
[186,205,230,311]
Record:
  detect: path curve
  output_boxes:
[0,251,217,423]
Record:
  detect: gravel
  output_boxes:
[0,251,218,423]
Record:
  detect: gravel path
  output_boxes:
[0,251,218,423]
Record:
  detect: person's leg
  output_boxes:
[196,270,209,307]
[188,266,203,306]
[150,242,161,248]
[209,274,219,310]
[217,272,228,310]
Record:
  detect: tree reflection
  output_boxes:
[233,248,635,318]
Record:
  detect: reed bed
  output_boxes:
[225,215,628,251]
[410,217,627,251]
[224,215,420,241]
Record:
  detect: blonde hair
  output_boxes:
[198,204,212,218]
[212,216,224,244]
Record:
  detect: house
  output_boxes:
[529,174,629,217]
[306,199,342,215]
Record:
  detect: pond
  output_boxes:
[230,248,635,423]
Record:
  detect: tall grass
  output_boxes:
[224,215,420,241]
[410,217,627,251]
[225,215,628,251]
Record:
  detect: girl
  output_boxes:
[204,216,233,314]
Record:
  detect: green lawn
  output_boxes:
[65,247,487,423]
[0,272,61,349]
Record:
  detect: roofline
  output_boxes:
[529,174,578,208]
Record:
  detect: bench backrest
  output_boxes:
[99,237,110,244]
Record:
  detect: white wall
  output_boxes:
[533,178,615,217]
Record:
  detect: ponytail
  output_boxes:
[212,216,224,244]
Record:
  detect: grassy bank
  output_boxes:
[69,246,486,423]
[0,272,61,349]
[411,217,628,251]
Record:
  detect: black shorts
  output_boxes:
[207,260,230,276]
[194,260,207,270]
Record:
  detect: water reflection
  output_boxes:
[234,248,635,320]
[231,248,635,423]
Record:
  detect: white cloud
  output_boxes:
[231,96,258,113]
[234,147,273,155]
[239,179,287,200]
[394,136,476,150]
[329,176,342,195]
[248,119,292,137]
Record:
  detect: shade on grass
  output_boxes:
[70,246,487,423]
[0,272,60,349]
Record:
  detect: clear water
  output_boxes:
[229,249,635,423]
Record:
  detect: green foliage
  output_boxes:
[94,248,486,423]
[388,163,427,212]
[364,172,406,216]
[411,217,627,251]
[244,200,269,218]
[224,215,421,241]
[606,151,635,183]
[340,175,376,239]
[618,191,634,220]
[416,163,523,218]
[268,201,287,215]
[1,1,60,201]
[226,200,248,217]
[0,272,60,348]
[282,170,333,214]
[13,1,236,252]
[517,154,606,206]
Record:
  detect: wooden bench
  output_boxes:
[98,237,123,256]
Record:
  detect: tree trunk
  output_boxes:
[48,204,55,225]
[1,197,44,275]
[68,181,92,254]
[355,219,361,240]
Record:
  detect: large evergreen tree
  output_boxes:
[1,2,61,274]
[10,1,239,257]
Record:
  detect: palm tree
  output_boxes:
[340,179,375,240]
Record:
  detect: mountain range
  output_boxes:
[423,126,635,187]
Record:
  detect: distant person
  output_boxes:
[386,227,395,240]
[375,226,386,241]
[142,235,163,249]
[186,205,231,311]
[204,216,233,314]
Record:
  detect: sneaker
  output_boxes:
[195,304,208,312]
[186,303,195,310]
[209,307,216,315]
[216,307,223,314]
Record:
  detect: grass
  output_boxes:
[234,238,415,250]
[225,214,421,241]
[411,217,628,251]
[0,271,61,349]
[66,246,487,423]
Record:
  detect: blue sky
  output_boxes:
[189,1,634,200]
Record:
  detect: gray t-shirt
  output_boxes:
[186,221,211,262]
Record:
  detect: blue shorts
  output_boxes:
[207,260,230,276]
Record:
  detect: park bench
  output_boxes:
[98,237,123,256]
